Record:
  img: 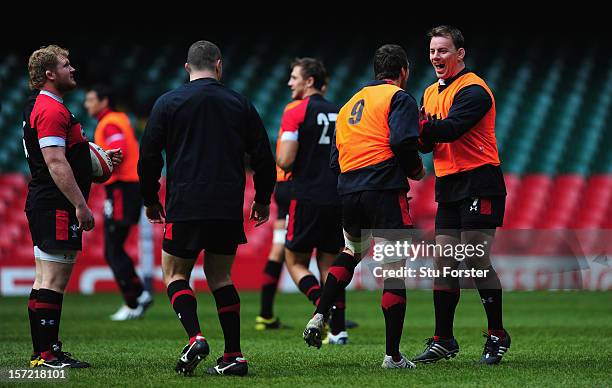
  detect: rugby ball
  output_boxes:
[89,142,113,183]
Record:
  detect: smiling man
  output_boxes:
[414,25,510,366]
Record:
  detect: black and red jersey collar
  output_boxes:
[305,92,323,100]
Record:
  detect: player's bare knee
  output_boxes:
[162,260,192,285]
[270,224,287,262]
[163,273,190,286]
[285,247,310,268]
[162,264,190,285]
[203,262,229,286]
[286,261,309,279]
[39,259,72,291]
[206,274,232,291]
[40,273,69,292]
[33,271,43,289]
[269,242,285,262]
[162,252,194,285]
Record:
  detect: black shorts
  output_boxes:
[285,199,343,254]
[162,219,247,258]
[435,196,506,233]
[341,189,414,240]
[104,182,142,225]
[274,181,292,220]
[27,208,82,251]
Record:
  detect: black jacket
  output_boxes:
[138,77,276,222]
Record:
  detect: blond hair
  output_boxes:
[28,45,69,90]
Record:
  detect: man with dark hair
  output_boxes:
[413,25,510,365]
[373,45,409,79]
[302,45,425,368]
[84,86,152,321]
[427,25,465,53]
[23,45,122,368]
[290,58,328,90]
[139,40,276,377]
[276,58,347,344]
[186,40,221,71]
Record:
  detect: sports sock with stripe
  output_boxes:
[433,276,460,339]
[213,285,242,361]
[259,260,283,318]
[382,278,406,359]
[330,288,346,335]
[314,252,358,317]
[27,288,40,355]
[167,280,201,339]
[474,266,504,332]
[36,288,63,356]
[298,274,321,307]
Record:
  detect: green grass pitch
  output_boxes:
[1,290,611,387]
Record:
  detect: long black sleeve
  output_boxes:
[388,91,424,178]
[417,94,435,154]
[138,96,167,207]
[330,127,340,175]
[421,84,492,143]
[245,102,276,205]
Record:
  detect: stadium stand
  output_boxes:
[1,36,610,270]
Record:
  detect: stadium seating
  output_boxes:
[1,38,610,266]
[1,40,610,175]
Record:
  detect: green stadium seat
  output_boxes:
[0,39,609,182]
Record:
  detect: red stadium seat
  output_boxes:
[3,170,608,265]
[0,173,27,190]
[14,245,35,262]
[536,175,585,229]
[411,175,436,229]
[601,195,612,229]
[504,174,552,229]
[571,175,612,229]
[503,174,521,222]
[0,186,16,203]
